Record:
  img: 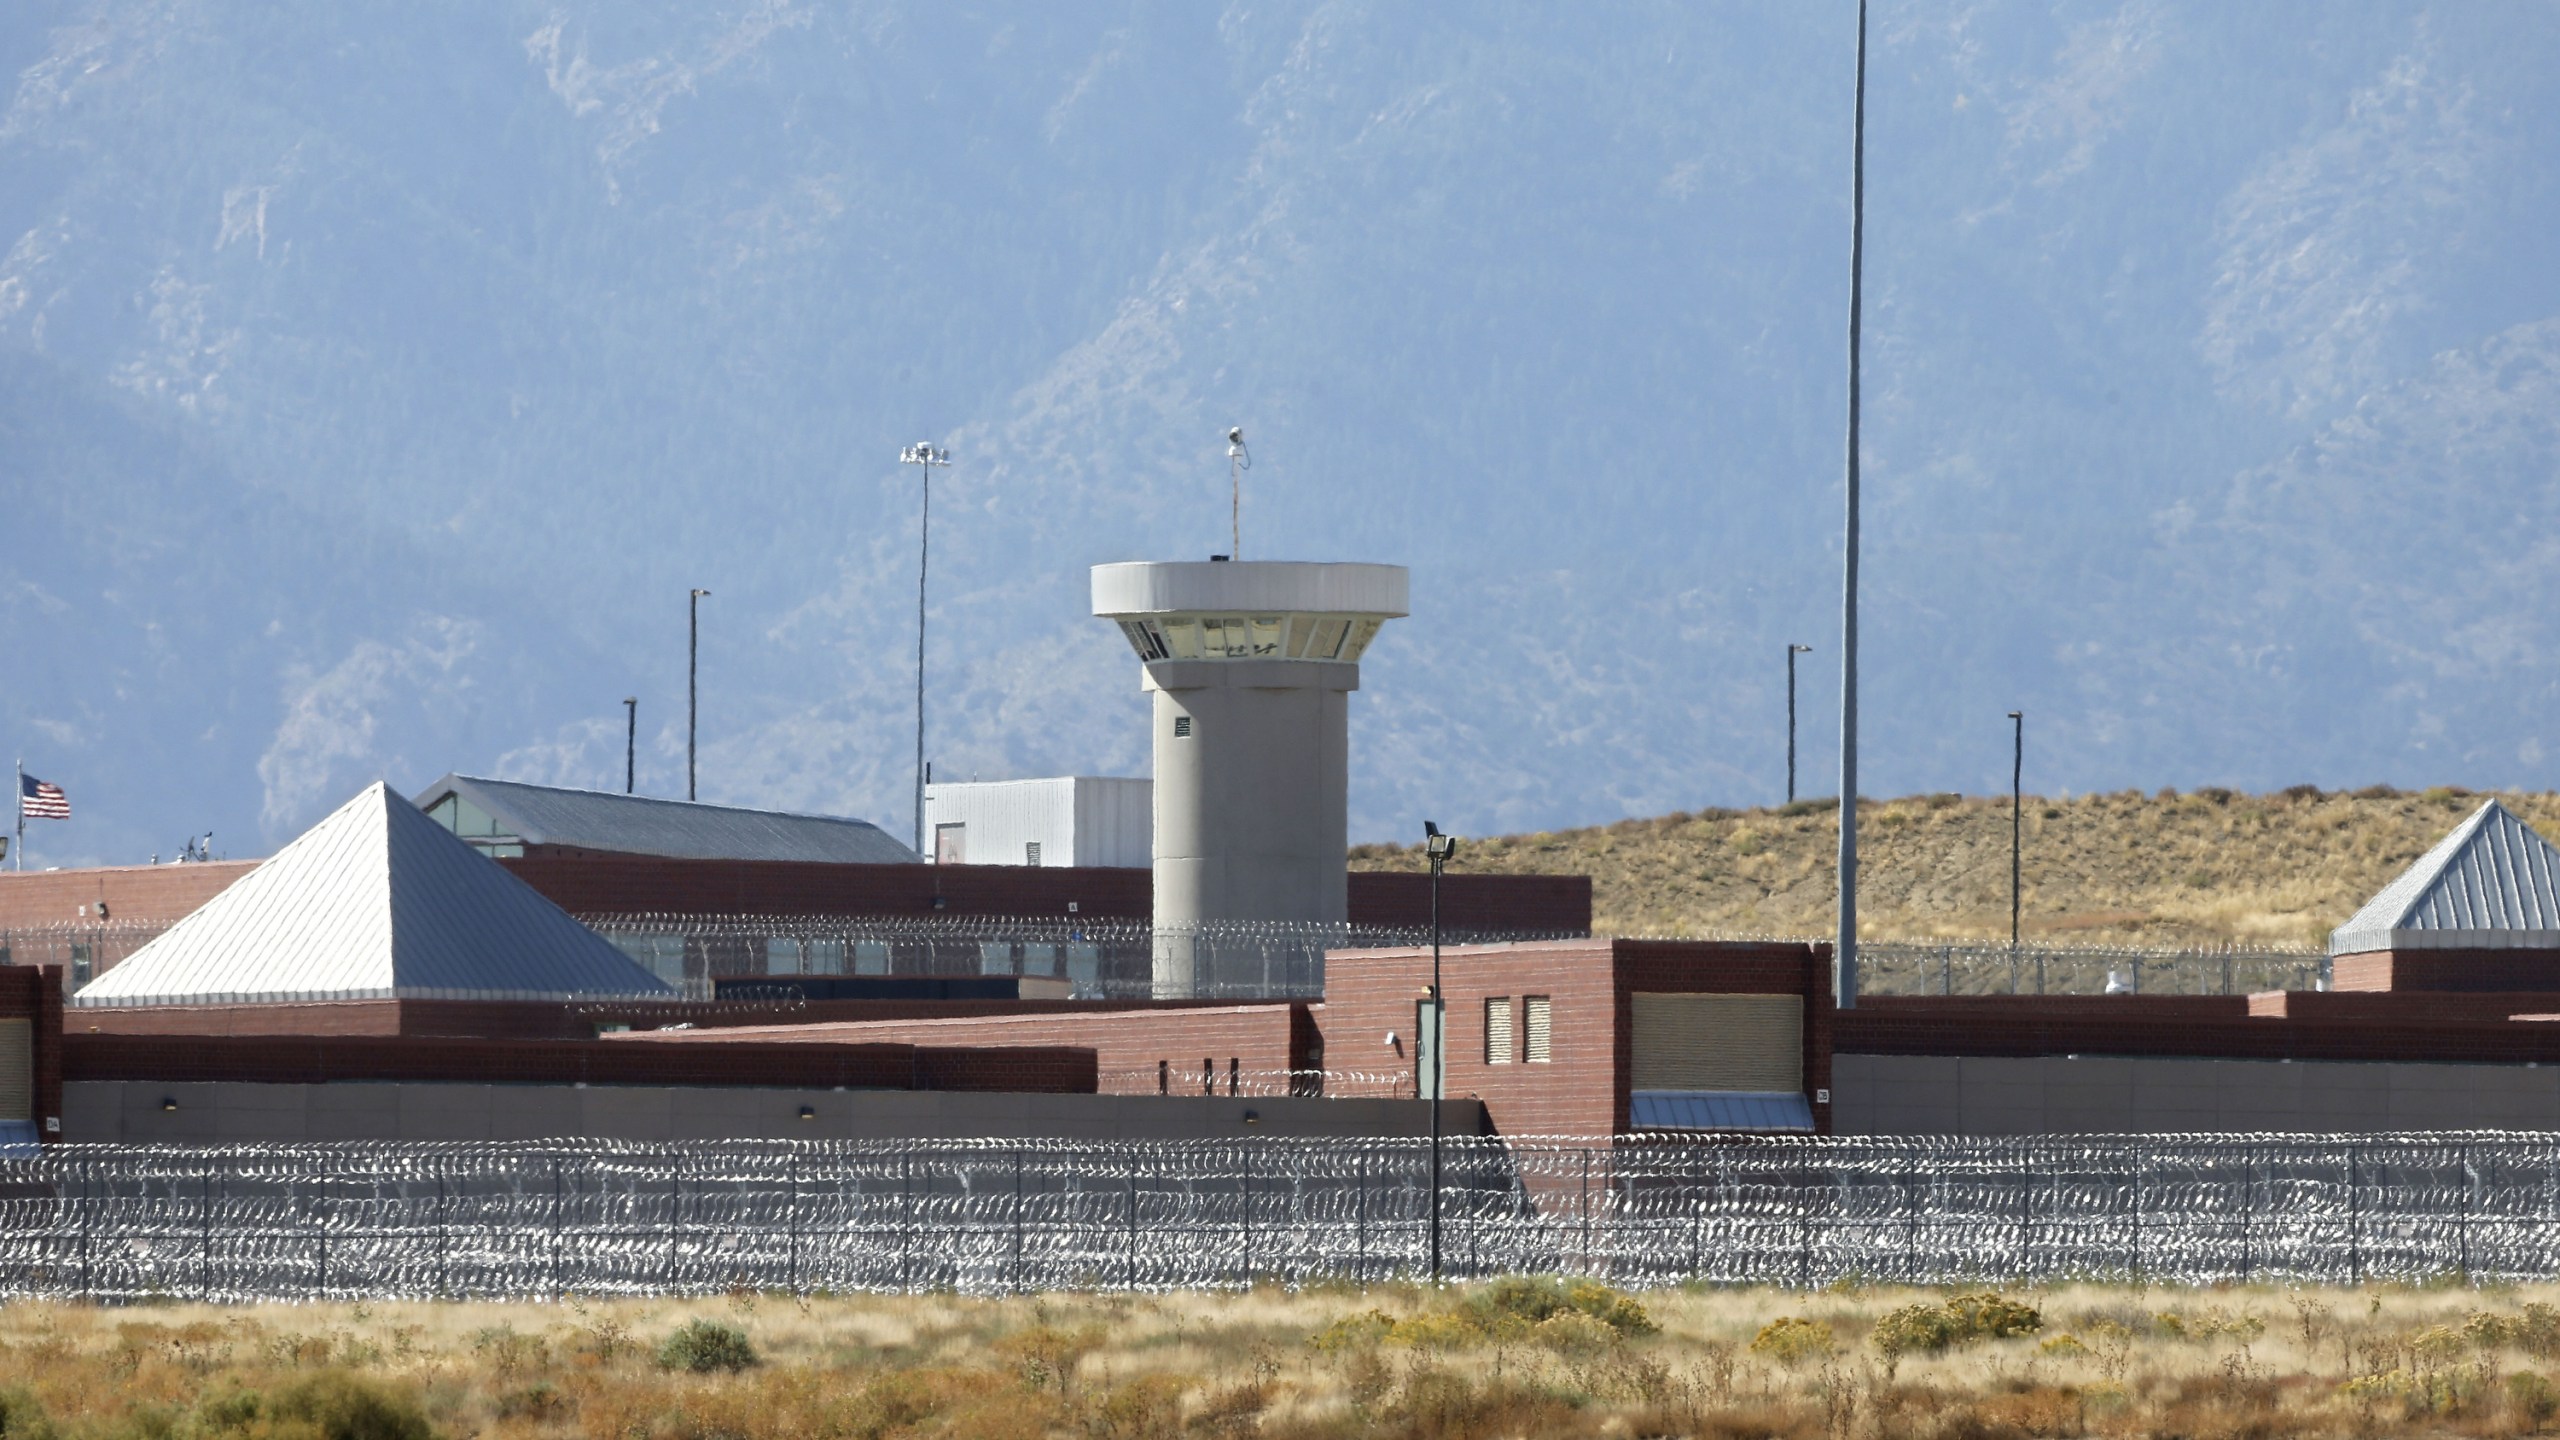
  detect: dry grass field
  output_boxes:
[9,1280,2560,1439]
[1353,786,2560,950]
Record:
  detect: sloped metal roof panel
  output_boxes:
[76,783,674,1005]
[415,774,920,865]
[1627,1090,1816,1132]
[2330,799,2560,954]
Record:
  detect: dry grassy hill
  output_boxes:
[1352,786,2560,950]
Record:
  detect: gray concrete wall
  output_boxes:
[63,1081,1482,1145]
[1148,659,1354,935]
[1834,1053,2560,1134]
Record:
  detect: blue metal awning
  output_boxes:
[1629,1090,1815,1132]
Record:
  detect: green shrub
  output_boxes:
[1871,1303,1958,1356]
[1565,1280,1658,1338]
[1749,1317,1834,1365]
[656,1319,757,1374]
[0,1388,59,1440]
[1529,1311,1618,1354]
[1871,1294,2043,1356]
[2511,1372,2560,1427]
[192,1375,435,1440]
[1307,1310,1396,1354]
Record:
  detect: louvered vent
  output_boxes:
[1629,993,1803,1092]
[1484,997,1515,1064]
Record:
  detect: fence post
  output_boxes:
[199,1171,213,1302]
[899,1150,913,1292]
[1125,1149,1140,1289]
[435,1166,448,1299]
[1579,1149,1591,1277]
[787,1149,801,1294]
[2347,1143,2362,1286]
[1011,1148,1025,1295]
[543,1157,560,1299]
[2459,1143,2472,1281]
[1240,1141,1255,1287]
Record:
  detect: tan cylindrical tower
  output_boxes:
[1093,560,1409,995]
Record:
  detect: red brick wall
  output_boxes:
[1344,873,1593,933]
[1,964,63,1143]
[1615,941,1832,1135]
[1321,942,1613,1135]
[1834,1005,2560,1065]
[63,1032,1096,1093]
[2332,949,2560,993]
[504,855,1153,918]
[2247,990,2560,1022]
[499,855,1590,932]
[0,863,253,929]
[603,1004,1310,1096]
[1322,939,1831,1139]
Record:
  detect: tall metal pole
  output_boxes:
[1227,427,1250,560]
[12,758,21,871]
[1835,0,1869,1011]
[2008,711,2024,948]
[623,697,637,795]
[688,590,709,801]
[1428,832,1443,1283]
[901,442,950,857]
[1787,644,1812,805]
[1423,821,1457,1283]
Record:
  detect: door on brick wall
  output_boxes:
[1414,999,1445,1101]
[934,824,966,864]
[0,1018,29,1122]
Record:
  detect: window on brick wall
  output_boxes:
[1523,996,1552,1063]
[1484,997,1514,1064]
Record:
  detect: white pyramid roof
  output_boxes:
[77,782,677,1004]
[2330,799,2560,955]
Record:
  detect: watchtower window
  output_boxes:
[1174,716,1193,738]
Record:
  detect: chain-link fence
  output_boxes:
[11,915,2328,1003]
[1851,942,2329,997]
[3,1133,2552,1301]
[584,914,1585,1001]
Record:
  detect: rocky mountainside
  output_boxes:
[5,3,2559,865]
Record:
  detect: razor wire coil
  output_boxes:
[1,1133,2549,1301]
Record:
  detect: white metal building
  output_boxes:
[920,777,1151,868]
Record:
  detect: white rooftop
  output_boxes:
[76,782,677,1004]
[2329,798,2560,955]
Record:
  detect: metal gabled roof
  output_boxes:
[413,774,920,865]
[76,783,676,1005]
[2330,799,2560,955]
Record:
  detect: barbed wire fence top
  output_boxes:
[10,915,2327,1001]
[2,1132,2551,1302]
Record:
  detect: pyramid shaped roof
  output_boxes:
[2330,799,2560,955]
[77,783,677,1005]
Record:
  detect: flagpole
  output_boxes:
[14,757,22,872]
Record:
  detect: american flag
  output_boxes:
[19,773,69,820]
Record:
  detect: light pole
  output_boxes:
[623,697,637,794]
[901,441,951,856]
[1227,426,1250,559]
[1786,643,1813,805]
[1835,0,1869,1013]
[688,589,709,802]
[1424,819,1458,1283]
[2007,711,2024,948]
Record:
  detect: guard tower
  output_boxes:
[1093,560,1409,995]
